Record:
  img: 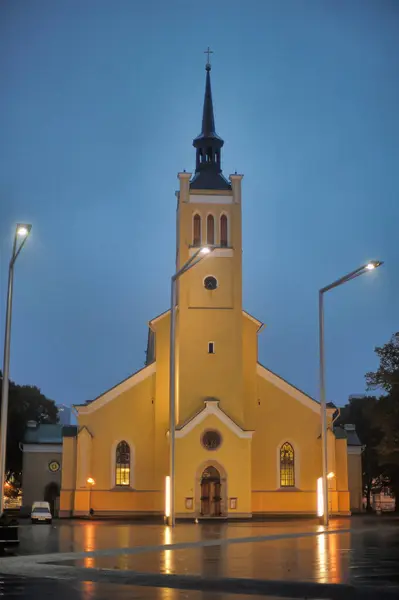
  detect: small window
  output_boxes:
[193,214,201,246]
[204,276,218,291]
[208,342,215,354]
[207,214,215,245]
[220,214,228,247]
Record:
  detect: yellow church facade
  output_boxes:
[60,62,354,519]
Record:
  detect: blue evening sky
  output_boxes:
[1,0,397,408]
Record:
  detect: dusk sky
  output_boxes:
[1,0,398,409]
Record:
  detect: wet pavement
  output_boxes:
[0,516,398,598]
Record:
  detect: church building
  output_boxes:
[60,60,358,519]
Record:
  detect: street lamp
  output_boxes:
[0,224,32,514]
[168,246,213,527]
[87,477,95,516]
[319,260,383,526]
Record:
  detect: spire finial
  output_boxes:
[204,46,213,70]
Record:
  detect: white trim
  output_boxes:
[243,310,263,328]
[110,439,135,489]
[77,363,156,415]
[175,400,253,439]
[189,194,233,205]
[347,446,362,455]
[22,444,62,454]
[189,247,233,258]
[276,439,300,490]
[257,363,320,415]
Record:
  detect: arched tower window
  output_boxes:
[220,214,228,247]
[207,214,215,245]
[280,442,295,487]
[193,214,201,246]
[115,441,130,486]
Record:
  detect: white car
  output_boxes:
[31,501,52,524]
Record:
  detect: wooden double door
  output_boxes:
[200,466,222,517]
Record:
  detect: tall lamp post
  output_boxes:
[0,224,32,514]
[319,260,383,526]
[168,246,213,527]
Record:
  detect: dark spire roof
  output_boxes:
[190,63,231,191]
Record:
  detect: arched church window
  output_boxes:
[220,214,228,247]
[115,441,130,486]
[280,442,295,487]
[193,214,201,246]
[207,214,215,245]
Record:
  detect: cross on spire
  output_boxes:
[204,46,213,68]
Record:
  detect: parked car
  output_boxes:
[31,501,52,524]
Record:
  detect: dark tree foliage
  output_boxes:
[0,371,58,485]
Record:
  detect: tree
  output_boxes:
[0,371,58,485]
[366,333,399,511]
[366,332,399,393]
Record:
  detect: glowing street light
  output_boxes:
[0,224,32,515]
[87,477,95,517]
[168,246,215,527]
[319,260,383,526]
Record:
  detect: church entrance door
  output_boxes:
[200,466,222,517]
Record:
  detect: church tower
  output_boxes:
[175,59,245,427]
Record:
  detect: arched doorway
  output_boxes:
[200,466,222,517]
[44,482,60,516]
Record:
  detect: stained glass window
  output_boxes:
[115,441,130,486]
[280,442,295,487]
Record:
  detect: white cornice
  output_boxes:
[188,247,233,258]
[175,400,253,439]
[76,363,156,415]
[189,194,233,204]
[257,363,320,414]
[22,444,62,453]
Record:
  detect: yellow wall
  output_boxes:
[175,413,252,517]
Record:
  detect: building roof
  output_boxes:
[23,423,64,444]
[190,63,231,191]
[333,426,362,446]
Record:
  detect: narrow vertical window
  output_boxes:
[207,214,215,245]
[220,214,228,247]
[280,442,295,487]
[208,342,215,354]
[115,441,130,486]
[193,214,201,246]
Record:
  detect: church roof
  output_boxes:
[175,399,253,439]
[149,308,264,330]
[74,362,156,415]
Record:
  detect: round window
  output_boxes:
[202,430,222,451]
[204,276,218,291]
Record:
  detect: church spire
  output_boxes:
[190,50,231,191]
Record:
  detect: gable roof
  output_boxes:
[175,399,253,439]
[76,362,156,415]
[149,308,264,331]
[257,363,321,415]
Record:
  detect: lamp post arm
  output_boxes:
[11,235,29,267]
[320,265,368,294]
